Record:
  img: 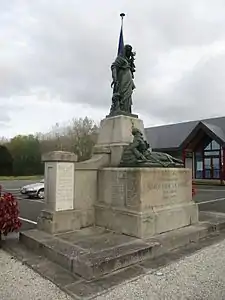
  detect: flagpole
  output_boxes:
[120,13,125,29]
[117,13,125,55]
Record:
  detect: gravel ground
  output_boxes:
[1,239,225,300]
[0,250,73,300]
[96,240,225,300]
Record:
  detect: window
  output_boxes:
[205,143,211,151]
[204,140,221,151]
[194,139,222,179]
[204,151,220,156]
[212,140,220,150]
[195,152,203,179]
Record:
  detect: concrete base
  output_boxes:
[19,211,225,281]
[97,115,145,146]
[17,223,205,281]
[37,208,94,234]
[95,203,198,238]
[4,211,225,299]
[95,167,198,238]
[95,115,145,166]
[19,227,158,280]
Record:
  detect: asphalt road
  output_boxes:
[194,186,225,202]
[1,180,225,231]
[193,185,225,213]
[0,180,44,230]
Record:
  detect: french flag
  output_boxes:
[117,23,124,56]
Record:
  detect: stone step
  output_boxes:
[3,215,225,299]
[3,239,147,300]
[5,229,225,300]
[3,212,225,299]
[17,211,225,280]
[72,240,158,280]
[2,240,82,287]
[19,228,159,280]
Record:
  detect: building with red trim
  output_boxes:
[145,116,225,181]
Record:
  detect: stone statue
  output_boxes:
[109,44,136,116]
[119,128,184,168]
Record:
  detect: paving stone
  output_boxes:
[33,260,82,287]
[140,252,180,270]
[74,232,138,252]
[57,227,111,244]
[44,239,87,257]
[140,231,225,272]
[66,280,103,299]
[94,264,145,289]
[65,265,145,299]
[4,239,82,290]
[3,239,41,262]
[145,224,208,256]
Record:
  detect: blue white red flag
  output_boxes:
[117,24,124,56]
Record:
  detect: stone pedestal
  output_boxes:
[70,115,146,215]
[97,115,145,146]
[94,115,145,167]
[95,168,198,238]
[37,151,94,234]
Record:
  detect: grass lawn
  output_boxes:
[0,175,43,181]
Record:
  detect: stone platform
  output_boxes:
[3,211,225,299]
[96,167,198,238]
[19,226,159,280]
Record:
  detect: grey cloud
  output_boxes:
[0,0,225,125]
[0,105,11,126]
[144,0,225,47]
[144,53,225,123]
[0,112,10,123]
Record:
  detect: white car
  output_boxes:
[20,179,45,199]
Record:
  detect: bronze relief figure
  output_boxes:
[120,128,184,168]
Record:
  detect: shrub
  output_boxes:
[0,186,21,243]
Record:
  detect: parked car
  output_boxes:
[20,179,45,199]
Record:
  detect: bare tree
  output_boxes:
[0,137,9,145]
[38,117,99,161]
[65,117,98,161]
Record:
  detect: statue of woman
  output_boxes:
[110,44,136,115]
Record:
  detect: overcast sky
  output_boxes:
[1,0,225,138]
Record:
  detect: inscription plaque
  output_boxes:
[111,171,126,206]
[126,172,139,207]
[55,162,74,211]
[110,171,140,208]
[146,169,190,202]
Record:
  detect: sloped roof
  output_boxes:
[202,122,225,143]
[144,116,225,150]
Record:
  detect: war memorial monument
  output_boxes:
[5,14,225,299]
